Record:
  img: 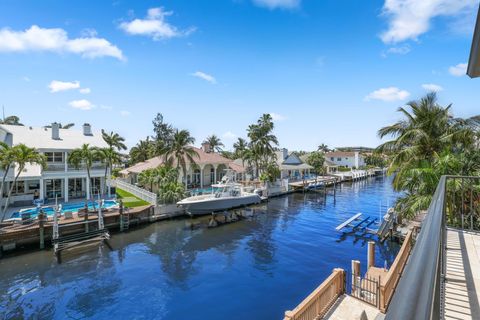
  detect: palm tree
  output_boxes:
[204,135,224,152]
[97,147,121,195]
[233,138,248,163]
[377,93,480,219]
[138,169,156,192]
[130,138,153,164]
[102,130,127,151]
[0,142,14,212]
[160,129,199,185]
[68,144,100,200]
[0,115,23,126]
[2,144,46,217]
[154,165,179,186]
[317,144,330,153]
[248,114,279,177]
[45,123,75,129]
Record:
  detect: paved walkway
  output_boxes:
[444,228,480,320]
[323,295,384,320]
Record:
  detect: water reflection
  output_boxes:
[0,176,400,320]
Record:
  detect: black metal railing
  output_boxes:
[351,273,379,307]
[385,175,480,319]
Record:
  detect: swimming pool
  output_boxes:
[10,200,119,219]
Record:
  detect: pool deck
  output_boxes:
[444,228,480,320]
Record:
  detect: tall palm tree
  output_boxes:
[233,138,248,163]
[154,166,179,186]
[204,135,224,152]
[0,142,14,211]
[0,115,23,126]
[2,144,46,217]
[68,144,100,200]
[130,138,153,164]
[248,114,279,176]
[317,144,330,153]
[160,129,199,184]
[97,147,121,195]
[102,130,127,151]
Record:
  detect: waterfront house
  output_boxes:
[275,149,313,180]
[0,123,109,207]
[119,142,246,189]
[325,151,365,169]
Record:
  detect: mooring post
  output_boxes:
[39,212,45,249]
[352,260,361,295]
[119,200,124,232]
[84,201,89,233]
[368,241,375,269]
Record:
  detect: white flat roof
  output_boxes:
[0,124,108,150]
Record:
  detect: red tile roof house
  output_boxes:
[119,143,246,190]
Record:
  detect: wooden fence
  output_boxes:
[284,268,345,320]
[379,229,415,312]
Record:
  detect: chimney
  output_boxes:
[282,148,288,160]
[201,142,212,153]
[51,122,60,140]
[83,123,92,136]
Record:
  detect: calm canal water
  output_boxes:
[0,176,399,320]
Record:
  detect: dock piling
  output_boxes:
[368,241,375,269]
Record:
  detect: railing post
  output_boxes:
[368,241,375,269]
[352,260,361,295]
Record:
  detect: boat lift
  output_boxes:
[335,213,379,235]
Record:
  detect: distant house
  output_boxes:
[275,149,313,179]
[0,123,109,207]
[326,151,365,169]
[120,143,245,189]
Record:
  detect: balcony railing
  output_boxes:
[385,175,480,320]
[45,163,66,172]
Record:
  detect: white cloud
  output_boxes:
[49,80,80,93]
[365,87,410,102]
[120,7,195,40]
[69,99,94,110]
[448,63,467,77]
[222,131,237,140]
[120,110,131,117]
[252,0,300,9]
[270,112,287,121]
[191,71,216,84]
[422,83,443,92]
[79,88,91,94]
[380,0,477,44]
[0,25,124,60]
[386,45,411,55]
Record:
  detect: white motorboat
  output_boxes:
[177,172,261,215]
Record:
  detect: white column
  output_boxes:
[64,177,69,202]
[86,177,91,200]
[39,179,45,201]
[200,165,204,188]
[213,165,218,184]
[64,152,68,172]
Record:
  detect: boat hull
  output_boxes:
[178,194,262,215]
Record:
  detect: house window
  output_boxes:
[45,179,62,199]
[27,180,40,192]
[12,181,25,195]
[69,178,84,198]
[45,152,64,163]
[90,177,102,194]
[330,157,334,161]
[337,157,341,161]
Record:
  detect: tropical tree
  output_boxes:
[68,144,100,200]
[159,129,199,184]
[306,151,325,175]
[377,93,480,219]
[138,168,156,192]
[233,138,249,164]
[204,135,224,152]
[102,130,127,151]
[158,181,185,204]
[317,144,331,153]
[97,147,121,195]
[130,138,154,164]
[2,144,46,217]
[152,113,174,144]
[0,142,14,207]
[0,115,23,126]
[153,166,179,186]
[247,114,279,177]
[259,162,281,183]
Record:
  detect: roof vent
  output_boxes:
[51,122,60,140]
[83,123,92,136]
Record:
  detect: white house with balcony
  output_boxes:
[0,123,109,207]
[325,151,365,169]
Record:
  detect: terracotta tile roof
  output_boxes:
[120,147,245,174]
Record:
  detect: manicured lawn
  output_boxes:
[116,188,151,208]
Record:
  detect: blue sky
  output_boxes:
[0,0,478,151]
